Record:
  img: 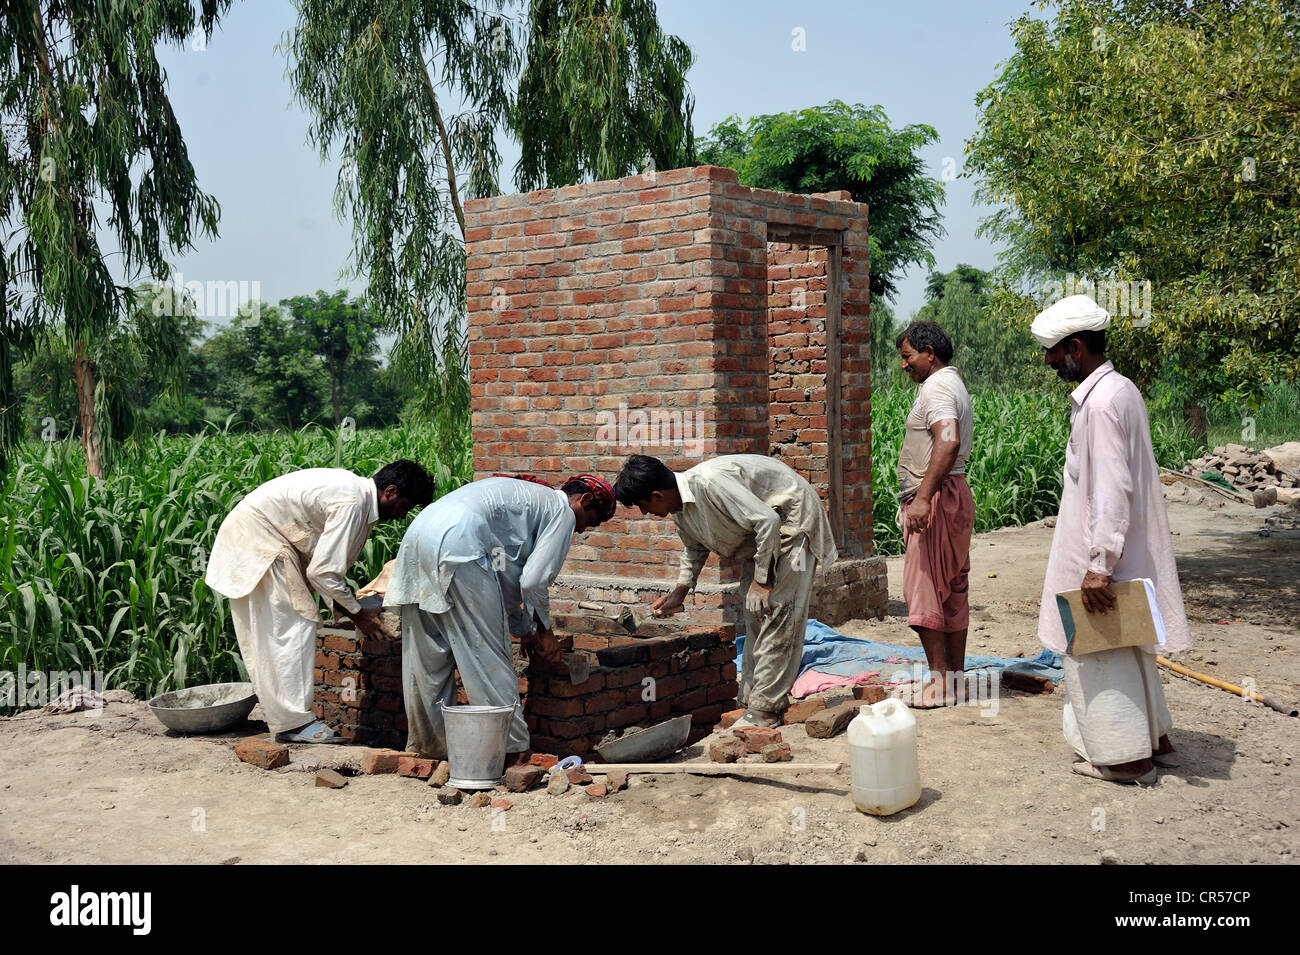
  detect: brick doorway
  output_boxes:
[766,228,846,550]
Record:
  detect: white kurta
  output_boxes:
[673,455,838,588]
[205,468,379,732]
[1036,362,1192,654]
[206,468,379,618]
[1036,362,1191,765]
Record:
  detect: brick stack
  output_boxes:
[527,626,738,757]
[312,617,736,756]
[465,165,887,629]
[313,620,408,748]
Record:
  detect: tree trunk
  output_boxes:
[332,370,341,428]
[1184,403,1208,447]
[72,339,104,478]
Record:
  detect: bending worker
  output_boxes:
[386,473,615,767]
[206,461,435,743]
[614,454,837,729]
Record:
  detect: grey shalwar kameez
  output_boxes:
[385,478,575,758]
[671,455,838,713]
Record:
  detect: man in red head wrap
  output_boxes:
[386,472,614,768]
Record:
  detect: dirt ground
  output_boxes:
[3,494,1297,865]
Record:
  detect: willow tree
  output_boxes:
[284,0,694,440]
[0,0,228,475]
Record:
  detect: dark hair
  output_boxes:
[895,320,954,362]
[373,460,435,507]
[1063,329,1107,357]
[614,454,676,505]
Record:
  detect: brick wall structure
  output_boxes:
[466,165,888,629]
[314,615,736,756]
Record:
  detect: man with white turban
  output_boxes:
[1031,294,1191,784]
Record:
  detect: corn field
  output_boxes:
[870,387,1205,556]
[0,423,470,708]
[1,391,1204,706]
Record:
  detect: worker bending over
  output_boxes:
[387,473,615,766]
[614,454,837,728]
[206,461,434,743]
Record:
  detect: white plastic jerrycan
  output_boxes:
[848,697,921,816]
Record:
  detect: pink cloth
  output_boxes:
[901,474,975,632]
[791,668,881,699]
[1037,362,1192,654]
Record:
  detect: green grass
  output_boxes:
[870,386,1204,557]
[0,423,469,707]
[1205,382,1300,450]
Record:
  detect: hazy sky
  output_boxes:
[150,0,1038,330]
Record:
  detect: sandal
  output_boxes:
[732,708,779,729]
[1151,749,1181,768]
[1071,761,1158,785]
[275,719,338,744]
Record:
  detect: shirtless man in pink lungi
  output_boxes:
[894,321,976,708]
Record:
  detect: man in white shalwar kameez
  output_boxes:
[205,461,434,742]
[1032,296,1191,784]
[614,454,838,728]
[386,473,615,765]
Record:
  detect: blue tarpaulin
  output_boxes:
[734,618,1063,684]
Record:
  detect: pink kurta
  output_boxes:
[1037,362,1192,654]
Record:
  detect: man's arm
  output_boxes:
[655,533,709,617]
[1079,405,1133,614]
[307,503,389,638]
[904,418,961,534]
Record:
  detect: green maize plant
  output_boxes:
[870,386,1205,557]
[0,421,471,710]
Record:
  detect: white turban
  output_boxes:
[1031,294,1111,348]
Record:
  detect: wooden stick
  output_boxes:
[578,762,843,775]
[1157,656,1298,717]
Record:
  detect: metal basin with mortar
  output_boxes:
[147,682,257,734]
[592,715,691,763]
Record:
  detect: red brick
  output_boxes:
[853,684,888,703]
[732,726,782,753]
[361,748,416,774]
[708,736,745,763]
[782,697,827,724]
[398,756,435,779]
[719,707,747,729]
[234,737,289,770]
[503,764,544,792]
[585,784,607,798]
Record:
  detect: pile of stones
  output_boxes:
[1181,445,1300,492]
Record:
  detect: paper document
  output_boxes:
[1055,578,1167,656]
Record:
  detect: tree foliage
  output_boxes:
[512,0,695,189]
[698,101,945,302]
[966,0,1300,408]
[0,0,229,473]
[284,0,695,448]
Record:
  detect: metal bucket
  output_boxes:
[442,703,514,789]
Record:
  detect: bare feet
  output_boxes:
[901,673,966,708]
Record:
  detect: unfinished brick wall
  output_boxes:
[313,617,735,755]
[465,165,887,629]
